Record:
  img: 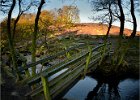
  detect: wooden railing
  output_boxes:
[24,43,111,100]
[18,42,95,73]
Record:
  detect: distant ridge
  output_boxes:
[73,23,140,36]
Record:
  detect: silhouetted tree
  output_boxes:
[106,2,113,37]
[90,0,127,37]
[90,0,116,37]
[130,0,137,38]
[117,0,125,37]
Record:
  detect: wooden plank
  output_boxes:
[25,61,86,98]
[28,50,89,86]
[27,57,74,86]
[52,68,82,99]
[50,61,85,91]
[26,61,86,96]
[25,85,42,97]
[46,50,87,73]
[18,43,108,72]
[18,43,89,72]
[49,60,85,87]
[26,57,72,87]
[27,44,106,85]
[50,64,84,98]
[91,43,108,52]
[28,47,105,86]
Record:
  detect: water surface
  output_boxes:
[63,76,139,100]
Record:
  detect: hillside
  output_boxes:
[64,23,140,36]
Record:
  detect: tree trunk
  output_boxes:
[31,0,45,76]
[106,3,112,37]
[130,0,137,38]
[7,0,22,81]
[12,0,23,40]
[118,0,125,37]
[12,13,23,40]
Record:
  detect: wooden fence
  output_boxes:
[22,43,110,100]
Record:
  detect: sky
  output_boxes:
[0,0,140,31]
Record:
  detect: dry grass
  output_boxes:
[64,23,140,36]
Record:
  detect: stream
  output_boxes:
[62,76,139,100]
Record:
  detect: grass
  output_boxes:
[92,36,139,79]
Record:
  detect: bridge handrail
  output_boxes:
[27,43,109,86]
[25,43,111,99]
[25,50,110,98]
[18,42,96,72]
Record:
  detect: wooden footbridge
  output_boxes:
[19,42,111,100]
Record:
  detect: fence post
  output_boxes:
[41,75,51,100]
[84,46,92,76]
[98,43,107,65]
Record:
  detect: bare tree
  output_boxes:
[117,0,125,37]
[130,0,137,38]
[12,0,33,40]
[90,0,116,37]
[109,0,138,38]
[106,2,113,37]
[31,0,45,76]
[7,0,22,80]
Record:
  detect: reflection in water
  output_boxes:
[63,74,139,100]
[86,80,103,100]
[86,77,121,100]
